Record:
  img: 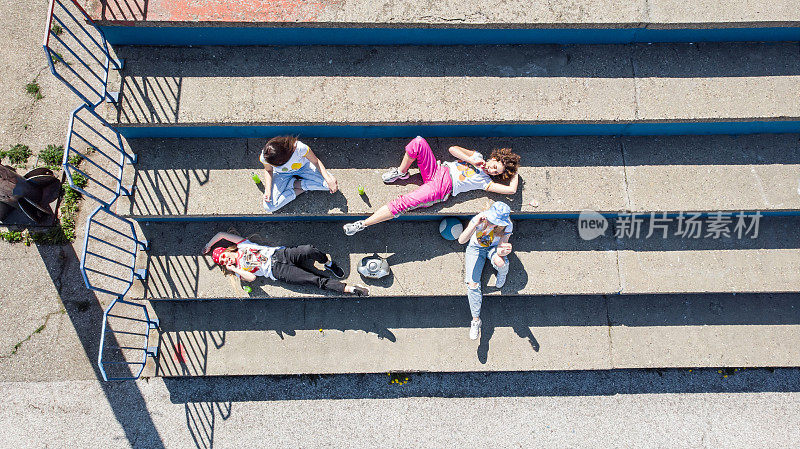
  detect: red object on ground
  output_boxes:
[175,343,187,363]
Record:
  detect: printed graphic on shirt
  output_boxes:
[456,162,478,181]
[235,240,280,279]
[469,217,513,248]
[237,246,270,273]
[261,141,311,174]
[446,152,492,197]
[474,224,498,247]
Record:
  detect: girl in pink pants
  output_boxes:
[344,137,521,235]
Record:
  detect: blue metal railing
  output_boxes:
[98,297,158,381]
[43,0,123,107]
[62,103,136,209]
[81,205,147,298]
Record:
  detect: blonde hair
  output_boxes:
[216,227,267,295]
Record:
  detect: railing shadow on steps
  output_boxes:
[43,0,123,108]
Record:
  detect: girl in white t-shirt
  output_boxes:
[458,201,513,340]
[343,136,520,235]
[203,231,369,296]
[261,136,338,212]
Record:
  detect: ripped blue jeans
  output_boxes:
[464,243,509,319]
[263,164,329,212]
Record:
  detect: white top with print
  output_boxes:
[468,216,513,248]
[260,141,311,174]
[443,151,492,196]
[236,239,281,280]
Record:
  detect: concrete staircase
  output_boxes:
[81,3,800,377]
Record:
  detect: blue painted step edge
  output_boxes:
[115,121,800,139]
[101,26,800,46]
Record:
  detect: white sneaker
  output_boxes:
[494,272,507,288]
[381,167,409,183]
[343,220,366,236]
[469,318,482,340]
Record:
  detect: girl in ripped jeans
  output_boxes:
[458,201,513,340]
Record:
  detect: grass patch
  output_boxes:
[39,144,64,169]
[0,144,32,165]
[50,51,67,66]
[25,81,42,100]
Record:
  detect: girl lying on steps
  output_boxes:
[343,136,520,235]
[203,232,368,296]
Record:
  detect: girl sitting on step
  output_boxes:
[343,136,520,235]
[260,136,338,213]
[458,201,514,340]
[203,231,369,296]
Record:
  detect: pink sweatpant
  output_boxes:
[388,137,453,216]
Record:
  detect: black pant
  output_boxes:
[271,245,346,292]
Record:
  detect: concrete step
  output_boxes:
[104,43,800,137]
[117,135,800,220]
[141,293,800,376]
[86,0,800,45]
[128,217,800,301]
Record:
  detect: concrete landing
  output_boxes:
[142,293,800,376]
[117,135,800,219]
[130,217,800,301]
[104,43,800,136]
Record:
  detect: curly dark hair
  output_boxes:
[262,135,298,166]
[489,147,520,184]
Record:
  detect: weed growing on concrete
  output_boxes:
[50,51,66,65]
[4,308,66,357]
[0,144,32,165]
[387,372,411,385]
[51,24,63,36]
[25,81,43,100]
[39,144,64,169]
[0,230,23,243]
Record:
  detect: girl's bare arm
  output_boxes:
[262,163,274,202]
[203,232,243,254]
[448,146,483,166]
[229,265,256,283]
[458,214,484,244]
[305,148,338,193]
[486,172,519,195]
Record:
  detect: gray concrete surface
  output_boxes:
[117,134,800,219]
[131,219,620,300]
[5,369,800,448]
[131,217,800,301]
[104,43,800,127]
[142,293,800,376]
[0,2,82,158]
[118,136,628,218]
[85,0,800,27]
[2,1,799,447]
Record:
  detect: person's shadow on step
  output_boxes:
[477,301,540,364]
